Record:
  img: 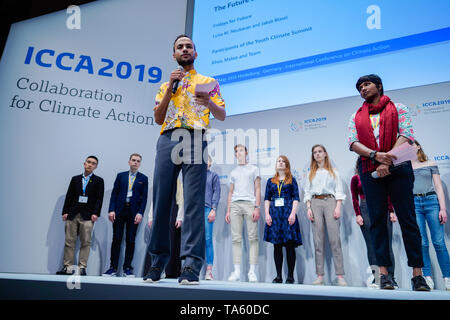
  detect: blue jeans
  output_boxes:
[204,207,214,265]
[414,194,450,277]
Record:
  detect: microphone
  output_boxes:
[172,66,184,94]
[371,166,393,179]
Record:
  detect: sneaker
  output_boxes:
[205,268,213,281]
[368,277,379,289]
[228,271,240,282]
[272,276,282,283]
[79,268,87,276]
[411,275,431,291]
[285,277,295,284]
[336,277,347,286]
[380,274,395,290]
[143,267,162,283]
[445,277,450,291]
[178,267,199,285]
[123,267,135,278]
[312,277,324,285]
[424,276,434,290]
[391,276,399,288]
[102,267,117,277]
[248,270,258,283]
[56,266,73,275]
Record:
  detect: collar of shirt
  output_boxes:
[129,170,138,177]
[82,173,93,180]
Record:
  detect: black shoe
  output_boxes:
[178,267,199,285]
[411,275,431,291]
[79,268,87,276]
[285,277,295,284]
[391,275,399,288]
[143,267,162,283]
[272,276,282,283]
[380,274,395,290]
[56,266,73,275]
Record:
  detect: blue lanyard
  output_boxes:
[82,175,91,195]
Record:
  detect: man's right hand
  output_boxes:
[225,211,231,224]
[169,68,185,87]
[108,211,115,223]
[62,214,68,221]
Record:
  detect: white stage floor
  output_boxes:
[0,272,449,300]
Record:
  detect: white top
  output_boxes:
[303,168,346,202]
[230,163,260,204]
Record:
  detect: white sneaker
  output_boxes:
[205,268,213,280]
[424,276,434,290]
[228,271,240,281]
[444,277,449,291]
[248,270,258,283]
[312,277,324,285]
[336,277,348,286]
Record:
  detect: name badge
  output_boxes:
[78,196,88,203]
[127,191,133,198]
[274,198,284,207]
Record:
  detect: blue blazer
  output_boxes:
[108,171,148,217]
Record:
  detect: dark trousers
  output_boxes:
[165,203,182,277]
[110,205,139,270]
[359,160,423,268]
[149,129,207,276]
[143,202,182,277]
[359,199,395,275]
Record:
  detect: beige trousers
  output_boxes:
[311,197,345,276]
[230,200,259,265]
[63,213,94,268]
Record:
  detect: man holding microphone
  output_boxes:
[144,34,226,285]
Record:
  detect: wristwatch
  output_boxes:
[369,151,377,164]
[254,205,260,209]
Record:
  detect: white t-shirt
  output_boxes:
[230,163,260,204]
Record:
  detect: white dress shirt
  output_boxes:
[303,168,346,202]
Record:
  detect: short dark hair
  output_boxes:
[173,34,195,52]
[86,155,98,164]
[355,74,384,96]
[129,153,142,160]
[234,144,247,153]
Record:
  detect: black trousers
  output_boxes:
[110,205,139,270]
[359,160,423,268]
[359,199,395,275]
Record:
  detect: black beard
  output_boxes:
[177,56,194,66]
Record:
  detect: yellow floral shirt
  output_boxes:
[154,69,225,134]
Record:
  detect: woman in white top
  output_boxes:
[304,144,347,286]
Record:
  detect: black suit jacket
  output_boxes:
[62,173,105,220]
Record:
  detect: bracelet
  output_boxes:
[254,205,260,209]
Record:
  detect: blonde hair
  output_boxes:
[309,144,336,183]
[414,140,428,162]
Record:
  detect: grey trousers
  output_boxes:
[311,197,344,276]
[149,129,207,276]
